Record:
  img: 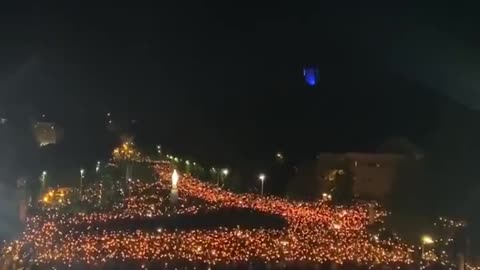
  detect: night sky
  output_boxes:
[1,5,480,197]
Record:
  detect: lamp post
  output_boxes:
[258,173,266,195]
[80,168,85,197]
[95,161,101,173]
[210,167,220,186]
[40,171,47,191]
[421,235,434,259]
[275,152,284,162]
[221,169,229,187]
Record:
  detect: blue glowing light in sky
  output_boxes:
[303,67,319,86]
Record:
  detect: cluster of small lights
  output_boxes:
[425,216,468,268]
[2,162,413,267]
[41,188,71,206]
[113,142,141,162]
[434,217,466,229]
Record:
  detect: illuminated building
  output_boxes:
[32,122,63,147]
[290,152,408,201]
[346,153,405,200]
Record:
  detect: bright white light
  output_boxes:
[172,169,179,189]
[185,160,190,165]
[322,193,332,201]
[40,171,47,183]
[222,169,229,176]
[259,173,266,182]
[422,235,434,244]
[80,169,85,177]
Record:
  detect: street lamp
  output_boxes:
[40,171,47,191]
[421,235,434,259]
[96,161,101,173]
[210,167,219,185]
[80,168,85,194]
[258,173,266,195]
[220,169,229,187]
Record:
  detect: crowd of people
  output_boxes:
[1,162,414,269]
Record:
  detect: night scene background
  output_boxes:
[1,3,480,268]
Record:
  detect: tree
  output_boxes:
[331,164,354,204]
[286,160,322,201]
[112,141,140,184]
[133,163,155,183]
[98,165,123,207]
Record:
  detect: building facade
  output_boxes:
[342,153,405,200]
[289,152,407,201]
[32,122,63,147]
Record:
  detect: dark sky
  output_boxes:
[1,4,480,167]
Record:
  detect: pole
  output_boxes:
[261,180,264,196]
[80,169,85,200]
[458,253,465,270]
[421,243,424,260]
[466,236,470,265]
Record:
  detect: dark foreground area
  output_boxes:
[69,208,287,232]
[3,261,451,270]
